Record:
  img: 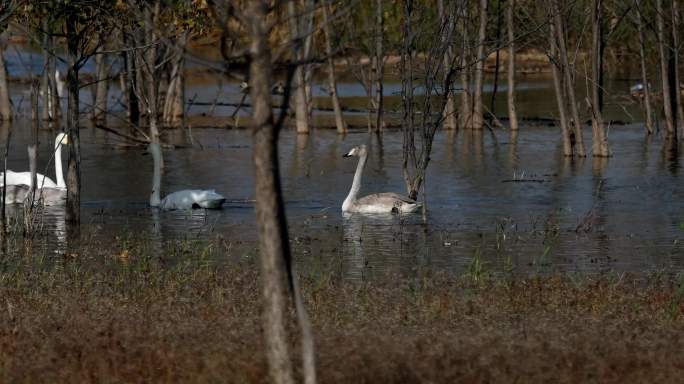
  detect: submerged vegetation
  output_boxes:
[1,236,684,383]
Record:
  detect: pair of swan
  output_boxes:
[342,144,421,214]
[1,133,68,205]
[148,143,225,210]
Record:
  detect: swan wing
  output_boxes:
[160,189,226,210]
[0,171,58,188]
[354,193,421,213]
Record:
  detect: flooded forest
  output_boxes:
[1,0,684,382]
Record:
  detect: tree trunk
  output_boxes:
[92,41,108,122]
[635,0,654,134]
[144,2,161,143]
[657,0,676,136]
[672,0,684,132]
[439,0,457,130]
[303,0,315,121]
[472,0,488,130]
[506,0,518,130]
[122,31,140,127]
[552,0,586,156]
[549,20,572,156]
[41,17,50,121]
[322,2,347,134]
[288,0,310,134]
[489,0,503,125]
[374,0,384,132]
[590,0,609,157]
[246,3,296,384]
[65,11,81,226]
[459,3,472,129]
[170,34,186,126]
[0,42,10,121]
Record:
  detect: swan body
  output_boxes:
[0,133,68,189]
[0,182,66,206]
[148,143,226,210]
[342,145,421,214]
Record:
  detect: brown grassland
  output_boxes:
[1,235,684,383]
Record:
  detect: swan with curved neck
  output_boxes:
[1,133,67,189]
[342,144,420,214]
[149,143,225,210]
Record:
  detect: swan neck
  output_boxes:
[150,143,162,207]
[55,136,65,188]
[343,151,367,211]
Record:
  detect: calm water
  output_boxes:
[2,119,684,279]
[3,46,681,279]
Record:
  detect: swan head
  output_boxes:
[343,144,367,158]
[55,132,68,148]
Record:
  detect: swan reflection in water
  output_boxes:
[341,212,428,281]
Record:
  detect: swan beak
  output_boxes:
[62,135,69,145]
[343,153,351,157]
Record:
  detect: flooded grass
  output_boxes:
[1,235,684,383]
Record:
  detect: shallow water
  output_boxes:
[2,118,684,279]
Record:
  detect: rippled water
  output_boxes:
[2,117,684,279]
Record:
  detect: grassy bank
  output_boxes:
[1,239,684,383]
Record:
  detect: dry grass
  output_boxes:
[1,237,684,383]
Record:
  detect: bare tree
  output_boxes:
[589,0,609,157]
[548,14,573,156]
[656,0,675,137]
[671,0,684,132]
[209,2,317,383]
[92,34,109,122]
[401,0,458,200]
[0,38,10,121]
[459,2,472,129]
[288,0,311,134]
[322,1,347,134]
[635,0,654,134]
[506,0,518,131]
[552,0,585,156]
[373,0,384,132]
[438,0,458,130]
[471,0,488,130]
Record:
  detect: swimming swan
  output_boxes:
[342,144,421,214]
[148,143,226,210]
[0,133,68,189]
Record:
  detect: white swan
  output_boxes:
[0,133,67,189]
[342,144,421,214]
[0,183,66,205]
[148,143,225,210]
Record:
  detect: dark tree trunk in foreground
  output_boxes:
[0,41,10,121]
[246,2,315,384]
[635,0,654,134]
[65,12,81,225]
[590,0,609,157]
[322,2,347,134]
[472,0,488,130]
[549,20,572,156]
[506,0,518,131]
[552,0,585,156]
[657,0,675,136]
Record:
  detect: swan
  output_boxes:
[148,143,226,210]
[0,133,67,189]
[341,144,421,214]
[0,183,66,205]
